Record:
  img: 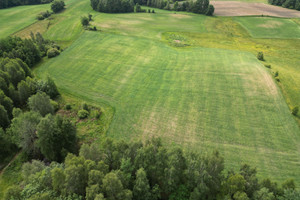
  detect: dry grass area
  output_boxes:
[211,1,300,17]
[258,20,283,28]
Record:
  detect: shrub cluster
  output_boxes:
[292,106,298,116]
[65,103,72,110]
[51,0,65,13]
[37,10,51,20]
[78,102,90,119]
[78,109,89,119]
[0,32,61,67]
[257,52,264,61]
[264,64,271,69]
[47,48,60,58]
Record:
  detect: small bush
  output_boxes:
[82,102,89,111]
[52,43,61,51]
[274,71,279,77]
[152,9,155,13]
[95,110,102,119]
[81,16,89,26]
[78,109,89,119]
[148,9,151,13]
[257,52,264,61]
[275,77,280,82]
[37,15,45,20]
[47,48,60,58]
[50,100,59,112]
[292,106,299,116]
[88,14,92,21]
[41,10,51,18]
[65,104,72,110]
[51,0,65,13]
[88,26,97,31]
[264,64,271,69]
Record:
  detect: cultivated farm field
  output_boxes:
[1,0,300,190]
[212,1,300,17]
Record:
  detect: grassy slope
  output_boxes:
[236,17,300,39]
[0,0,300,188]
[0,4,50,38]
[166,17,300,118]
[36,32,300,183]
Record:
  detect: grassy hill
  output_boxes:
[0,0,300,188]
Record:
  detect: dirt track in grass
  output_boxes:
[211,1,300,17]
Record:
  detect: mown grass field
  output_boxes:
[0,0,300,190]
[36,32,300,183]
[236,17,300,38]
[0,3,50,38]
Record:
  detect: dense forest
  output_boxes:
[3,137,300,200]
[0,0,53,9]
[90,0,214,15]
[268,0,300,10]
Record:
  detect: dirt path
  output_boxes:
[211,1,300,18]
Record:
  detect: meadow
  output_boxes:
[35,29,300,183]
[0,3,49,38]
[236,17,300,38]
[1,0,300,190]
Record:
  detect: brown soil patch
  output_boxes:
[211,1,300,18]
[57,109,77,118]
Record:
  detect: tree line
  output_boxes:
[0,0,53,9]
[90,0,134,13]
[90,0,214,15]
[268,0,300,10]
[0,34,70,167]
[3,137,300,200]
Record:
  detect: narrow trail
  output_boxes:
[0,151,21,177]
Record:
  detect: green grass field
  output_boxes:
[36,32,300,183]
[0,4,50,38]
[1,0,300,188]
[236,17,300,39]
